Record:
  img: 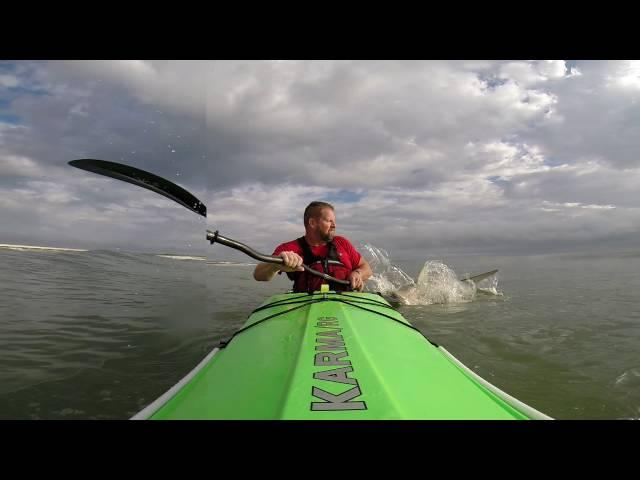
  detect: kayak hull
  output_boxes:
[134,292,549,420]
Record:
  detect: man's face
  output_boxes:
[312,208,336,242]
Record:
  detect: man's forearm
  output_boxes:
[354,261,372,281]
[253,262,281,281]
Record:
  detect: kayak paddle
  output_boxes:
[69,159,206,217]
[459,269,498,284]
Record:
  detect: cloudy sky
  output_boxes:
[2,60,640,260]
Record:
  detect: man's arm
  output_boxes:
[348,258,372,291]
[253,251,304,281]
[253,262,282,281]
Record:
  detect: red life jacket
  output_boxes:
[287,236,351,292]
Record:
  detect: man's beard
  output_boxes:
[320,230,335,242]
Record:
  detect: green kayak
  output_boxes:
[132,290,551,420]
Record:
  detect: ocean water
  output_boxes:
[1,244,639,420]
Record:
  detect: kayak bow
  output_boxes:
[132,290,551,420]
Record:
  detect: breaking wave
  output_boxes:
[0,243,87,253]
[156,255,206,261]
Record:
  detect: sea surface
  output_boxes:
[1,243,639,420]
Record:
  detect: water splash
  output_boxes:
[358,243,415,293]
[476,275,500,296]
[403,260,477,305]
[359,242,500,305]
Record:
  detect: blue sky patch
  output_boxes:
[543,157,568,167]
[479,74,509,91]
[0,113,20,124]
[0,61,17,73]
[325,190,365,204]
[487,176,510,187]
[3,85,50,97]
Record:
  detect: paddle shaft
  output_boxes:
[207,230,352,287]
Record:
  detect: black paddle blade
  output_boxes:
[69,159,207,217]
[460,269,498,283]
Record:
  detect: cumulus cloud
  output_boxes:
[1,60,640,258]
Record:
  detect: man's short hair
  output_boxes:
[304,201,334,228]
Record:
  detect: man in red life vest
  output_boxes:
[253,201,372,292]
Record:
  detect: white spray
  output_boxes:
[359,243,500,305]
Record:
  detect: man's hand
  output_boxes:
[279,251,304,272]
[349,270,364,291]
[254,251,304,281]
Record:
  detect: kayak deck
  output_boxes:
[135,292,549,420]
